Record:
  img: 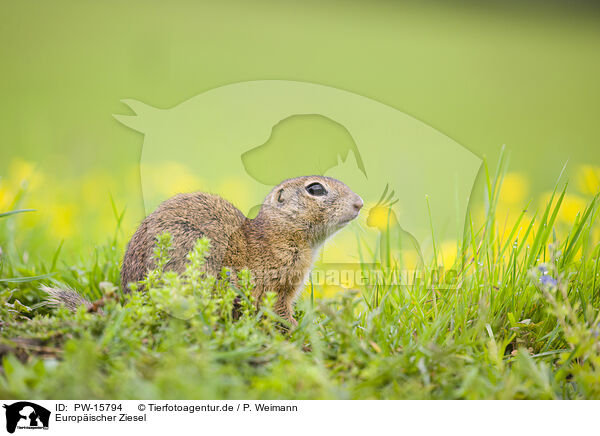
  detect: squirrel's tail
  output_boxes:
[40,285,93,312]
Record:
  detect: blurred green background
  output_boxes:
[1,0,599,260]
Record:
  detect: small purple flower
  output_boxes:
[538,265,548,274]
[540,275,557,287]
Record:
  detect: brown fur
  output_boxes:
[47,176,363,326]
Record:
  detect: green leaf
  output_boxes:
[0,273,55,283]
[0,209,36,219]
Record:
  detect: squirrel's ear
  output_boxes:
[276,188,285,204]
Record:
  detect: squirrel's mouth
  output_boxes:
[337,211,360,227]
[336,195,363,228]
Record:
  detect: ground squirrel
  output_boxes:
[44,176,363,326]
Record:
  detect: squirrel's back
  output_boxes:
[121,192,247,289]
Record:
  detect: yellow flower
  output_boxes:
[50,203,77,239]
[592,226,600,245]
[499,172,529,206]
[576,165,600,196]
[8,158,44,190]
[0,184,11,210]
[401,249,420,270]
[440,240,458,267]
[141,161,204,198]
[540,192,587,226]
[218,177,252,211]
[9,158,35,182]
[310,284,343,299]
[493,206,536,248]
[366,204,398,231]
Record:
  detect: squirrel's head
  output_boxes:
[258,176,363,247]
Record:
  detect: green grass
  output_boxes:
[1,156,600,399]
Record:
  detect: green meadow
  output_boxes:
[1,1,600,399]
[1,151,600,399]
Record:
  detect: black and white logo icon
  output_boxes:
[3,402,50,434]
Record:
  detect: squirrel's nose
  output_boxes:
[353,196,364,212]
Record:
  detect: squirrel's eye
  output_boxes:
[305,182,328,196]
